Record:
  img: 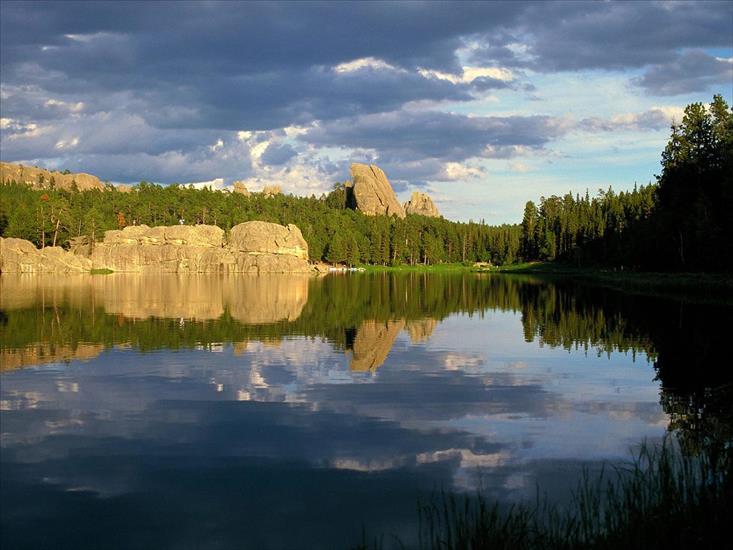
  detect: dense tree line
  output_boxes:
[520,95,733,271]
[0,179,521,266]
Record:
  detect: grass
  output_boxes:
[493,262,733,299]
[354,436,732,549]
[89,268,114,275]
[359,263,475,273]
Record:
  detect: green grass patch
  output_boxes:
[492,262,733,300]
[89,268,114,275]
[359,263,475,273]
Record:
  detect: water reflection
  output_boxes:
[1,273,731,549]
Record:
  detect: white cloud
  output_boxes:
[334,57,400,73]
[442,162,484,180]
[209,138,224,152]
[507,161,529,173]
[183,177,227,190]
[44,98,85,113]
[419,65,514,84]
[54,136,79,150]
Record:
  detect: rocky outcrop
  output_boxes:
[1,222,313,274]
[233,181,251,196]
[0,238,92,273]
[404,191,441,218]
[229,221,308,259]
[89,222,311,273]
[0,161,104,191]
[348,163,406,218]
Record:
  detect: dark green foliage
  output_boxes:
[519,95,733,271]
[0,181,522,266]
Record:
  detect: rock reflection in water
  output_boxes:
[0,273,311,369]
[0,273,310,323]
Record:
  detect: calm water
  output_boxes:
[0,273,729,549]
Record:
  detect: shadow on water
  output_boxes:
[1,272,731,549]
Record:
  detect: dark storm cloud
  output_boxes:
[1,1,730,184]
[634,50,733,96]
[0,1,506,131]
[469,1,732,73]
[260,142,297,166]
[304,110,571,162]
[2,1,729,131]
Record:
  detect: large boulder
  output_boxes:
[0,161,104,191]
[348,163,406,218]
[229,221,308,260]
[0,237,92,273]
[404,191,441,218]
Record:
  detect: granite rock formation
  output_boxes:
[404,191,441,218]
[1,222,313,274]
[0,161,104,191]
[0,237,92,273]
[229,221,308,259]
[348,163,406,218]
[89,222,311,273]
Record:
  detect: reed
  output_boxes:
[355,435,732,549]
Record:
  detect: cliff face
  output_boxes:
[0,161,104,191]
[90,222,312,273]
[404,191,441,218]
[348,163,406,218]
[0,221,314,274]
[0,238,93,273]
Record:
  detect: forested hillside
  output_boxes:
[0,180,521,266]
[520,95,732,271]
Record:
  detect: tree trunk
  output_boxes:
[52,218,60,247]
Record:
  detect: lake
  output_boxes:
[0,273,729,549]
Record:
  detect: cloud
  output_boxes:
[302,109,572,182]
[305,110,571,160]
[634,50,733,96]
[1,0,731,209]
[468,1,733,74]
[578,108,683,132]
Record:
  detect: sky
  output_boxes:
[1,1,731,223]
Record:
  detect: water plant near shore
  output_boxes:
[355,434,732,549]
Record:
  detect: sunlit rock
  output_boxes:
[0,161,104,191]
[0,237,92,273]
[403,191,441,218]
[348,163,406,218]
